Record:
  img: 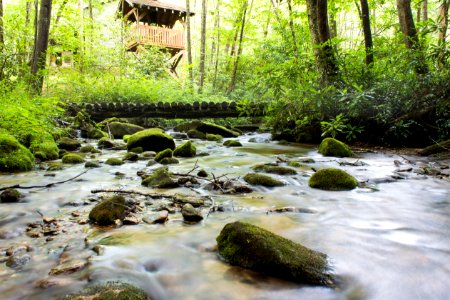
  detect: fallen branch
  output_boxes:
[0,170,90,192]
[90,188,177,200]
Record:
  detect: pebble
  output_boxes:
[181,204,203,223]
[6,254,31,269]
[93,245,105,256]
[123,216,140,225]
[49,259,87,275]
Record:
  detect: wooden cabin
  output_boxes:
[118,0,194,75]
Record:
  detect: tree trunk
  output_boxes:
[422,0,428,21]
[230,0,247,57]
[307,0,338,86]
[198,0,207,94]
[212,0,221,90]
[287,0,299,60]
[185,0,194,89]
[359,0,374,65]
[0,0,4,48]
[437,0,449,68]
[397,0,428,74]
[30,0,52,94]
[26,1,32,26]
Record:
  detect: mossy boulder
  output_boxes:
[80,145,95,153]
[418,139,450,156]
[223,140,242,147]
[47,162,64,171]
[159,157,179,165]
[187,129,206,139]
[206,134,223,141]
[85,161,101,168]
[197,169,208,177]
[87,128,108,139]
[123,152,139,161]
[318,138,353,157]
[63,282,149,300]
[127,128,175,153]
[28,133,59,161]
[109,122,144,138]
[62,154,85,164]
[243,173,284,187]
[309,168,358,191]
[176,121,240,137]
[173,141,196,157]
[89,195,127,226]
[0,133,35,172]
[57,137,81,151]
[98,137,116,149]
[105,158,123,166]
[0,188,22,203]
[181,203,203,222]
[123,135,131,143]
[129,147,143,154]
[155,149,173,162]
[216,221,334,286]
[252,164,297,175]
[141,167,178,188]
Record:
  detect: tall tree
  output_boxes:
[287,0,299,60]
[212,0,221,90]
[422,0,428,21]
[185,0,194,89]
[306,0,338,86]
[0,0,4,48]
[397,0,428,74]
[198,0,207,93]
[30,0,52,94]
[437,0,449,68]
[358,0,374,65]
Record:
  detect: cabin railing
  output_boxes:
[128,25,185,50]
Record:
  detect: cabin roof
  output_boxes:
[123,0,194,15]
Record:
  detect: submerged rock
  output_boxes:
[155,148,173,162]
[85,161,101,168]
[62,154,85,164]
[318,138,353,157]
[63,282,149,300]
[97,137,115,149]
[187,129,206,139]
[141,167,178,188]
[223,140,242,147]
[252,164,297,175]
[0,133,35,172]
[243,173,284,187]
[89,195,127,226]
[206,134,223,141]
[181,204,203,222]
[108,122,144,138]
[216,221,334,287]
[159,157,179,165]
[0,188,22,203]
[49,259,87,275]
[6,254,31,269]
[309,168,358,190]
[57,137,81,151]
[123,152,139,162]
[127,128,175,152]
[173,140,196,157]
[105,158,124,166]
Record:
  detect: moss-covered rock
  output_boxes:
[105,158,124,166]
[181,203,203,222]
[243,173,284,187]
[47,161,64,171]
[62,154,85,164]
[216,221,334,286]
[80,145,95,153]
[223,140,242,147]
[123,135,131,143]
[173,141,196,157]
[0,133,35,172]
[86,128,108,139]
[155,148,173,162]
[418,139,450,156]
[109,122,144,138]
[57,137,81,151]
[28,133,58,161]
[197,169,208,177]
[98,137,115,149]
[58,149,68,159]
[159,157,179,165]
[252,164,297,175]
[141,167,178,188]
[0,188,22,203]
[129,147,143,154]
[63,281,149,300]
[123,152,139,162]
[89,196,127,226]
[309,168,358,190]
[187,129,206,139]
[127,128,175,152]
[85,161,101,168]
[176,121,240,137]
[318,138,353,157]
[206,134,223,141]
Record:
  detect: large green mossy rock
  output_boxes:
[216,221,334,287]
[223,140,242,147]
[98,137,115,149]
[309,168,358,191]
[174,141,196,157]
[175,121,240,138]
[187,129,206,139]
[28,133,59,161]
[62,153,85,164]
[109,122,144,138]
[105,158,124,166]
[63,282,149,300]
[141,167,178,188]
[318,138,353,157]
[127,128,175,152]
[206,134,223,141]
[57,137,81,151]
[243,173,284,187]
[89,195,127,226]
[253,164,297,175]
[0,133,35,172]
[418,139,450,156]
[155,148,173,162]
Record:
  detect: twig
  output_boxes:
[0,170,90,192]
[91,188,177,200]
[205,196,215,219]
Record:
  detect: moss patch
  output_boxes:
[142,167,178,188]
[123,152,139,161]
[309,168,358,190]
[62,154,85,164]
[159,157,179,165]
[127,128,175,152]
[187,129,206,139]
[155,148,173,162]
[63,281,149,300]
[173,141,196,157]
[223,140,242,147]
[216,221,334,286]
[206,134,223,141]
[318,138,353,157]
[47,161,64,171]
[89,195,127,226]
[57,137,81,151]
[243,173,284,187]
[105,158,124,166]
[98,137,115,149]
[252,164,297,175]
[85,161,101,168]
[0,133,35,172]
[109,122,144,138]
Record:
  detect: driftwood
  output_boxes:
[0,170,89,192]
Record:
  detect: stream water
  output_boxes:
[0,132,449,300]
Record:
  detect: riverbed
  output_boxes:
[0,132,449,300]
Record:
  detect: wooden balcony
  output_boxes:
[127,25,185,51]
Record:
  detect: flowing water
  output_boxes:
[0,133,449,300]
